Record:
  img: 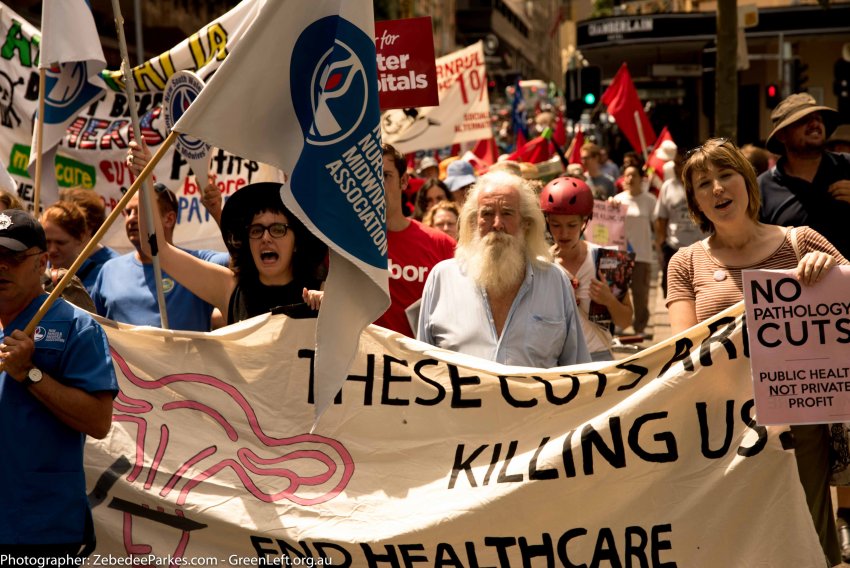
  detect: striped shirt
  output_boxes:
[666,226,847,323]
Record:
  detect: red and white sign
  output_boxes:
[744,266,850,425]
[381,42,491,154]
[375,17,438,110]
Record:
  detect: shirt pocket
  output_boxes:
[526,314,566,365]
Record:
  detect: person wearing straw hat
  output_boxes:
[758,93,850,257]
[0,209,117,557]
[761,96,850,565]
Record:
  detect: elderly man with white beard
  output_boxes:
[417,171,590,367]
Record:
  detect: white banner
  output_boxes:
[85,303,825,566]
[0,0,276,252]
[381,42,491,154]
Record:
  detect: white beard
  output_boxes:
[460,231,526,297]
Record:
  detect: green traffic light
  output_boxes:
[584,93,596,105]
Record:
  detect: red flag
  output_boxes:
[450,143,461,157]
[553,112,567,148]
[471,137,498,168]
[508,135,554,163]
[601,63,657,155]
[515,129,527,153]
[646,126,675,174]
[567,129,585,165]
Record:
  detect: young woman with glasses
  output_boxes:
[136,178,327,324]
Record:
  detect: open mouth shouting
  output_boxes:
[259,249,280,265]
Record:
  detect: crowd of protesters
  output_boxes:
[1,88,850,564]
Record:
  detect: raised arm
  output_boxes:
[128,143,237,315]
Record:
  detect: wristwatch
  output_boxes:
[22,367,43,387]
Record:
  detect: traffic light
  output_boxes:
[765,83,781,109]
[565,65,602,120]
[580,66,602,107]
[792,59,809,93]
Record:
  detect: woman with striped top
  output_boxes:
[666,138,847,566]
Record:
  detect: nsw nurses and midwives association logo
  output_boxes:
[291,17,373,149]
[306,39,368,146]
[163,71,211,161]
[288,16,385,269]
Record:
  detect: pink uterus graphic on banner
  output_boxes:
[110,348,355,506]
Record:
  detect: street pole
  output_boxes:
[715,0,738,141]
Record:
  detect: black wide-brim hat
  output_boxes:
[220,182,285,254]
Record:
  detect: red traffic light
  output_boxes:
[766,83,781,109]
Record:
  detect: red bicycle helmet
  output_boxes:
[540,176,594,218]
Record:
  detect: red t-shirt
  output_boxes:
[375,219,456,337]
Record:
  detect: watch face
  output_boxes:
[27,368,43,383]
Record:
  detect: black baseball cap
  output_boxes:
[0,209,47,252]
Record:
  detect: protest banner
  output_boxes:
[743,266,850,425]
[375,17,438,110]
[29,0,106,208]
[381,42,492,154]
[83,303,825,566]
[0,0,271,252]
[585,199,627,249]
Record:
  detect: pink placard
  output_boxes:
[375,17,439,110]
[743,266,850,425]
[585,200,627,250]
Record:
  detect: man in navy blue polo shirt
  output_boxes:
[0,210,117,557]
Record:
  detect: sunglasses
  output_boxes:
[154,184,179,212]
[119,184,179,214]
[247,223,290,240]
[0,250,43,267]
[684,137,731,160]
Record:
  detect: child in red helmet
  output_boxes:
[540,176,633,361]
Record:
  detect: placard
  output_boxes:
[743,266,850,425]
[585,199,627,249]
[375,17,438,110]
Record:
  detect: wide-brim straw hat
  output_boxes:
[765,93,838,154]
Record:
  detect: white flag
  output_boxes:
[174,0,389,418]
[29,0,107,205]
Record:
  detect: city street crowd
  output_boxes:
[2,80,850,565]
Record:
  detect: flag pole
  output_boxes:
[33,67,46,217]
[110,0,170,329]
[634,111,649,162]
[0,132,177,366]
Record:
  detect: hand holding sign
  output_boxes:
[744,265,850,425]
[795,250,837,286]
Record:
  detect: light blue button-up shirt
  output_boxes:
[417,259,591,367]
